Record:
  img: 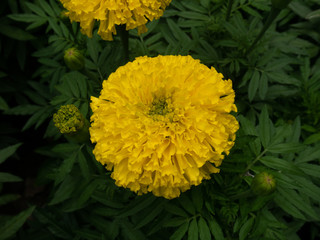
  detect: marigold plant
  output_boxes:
[90,55,239,199]
[59,0,172,40]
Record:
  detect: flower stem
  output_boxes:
[226,0,234,21]
[246,6,281,55]
[118,24,129,63]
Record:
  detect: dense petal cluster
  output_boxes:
[53,104,84,134]
[59,0,171,40]
[90,55,239,199]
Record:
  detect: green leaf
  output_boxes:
[169,222,189,240]
[274,194,306,220]
[0,24,35,41]
[0,194,20,206]
[0,173,22,183]
[179,194,196,215]
[77,149,90,180]
[259,106,271,148]
[207,218,224,240]
[38,1,56,17]
[259,73,268,100]
[54,152,77,184]
[191,187,203,213]
[165,203,189,217]
[304,132,320,144]
[267,143,305,154]
[0,206,35,240]
[0,143,22,164]
[0,96,9,111]
[239,217,254,240]
[278,187,319,220]
[259,156,304,175]
[121,221,145,240]
[134,201,165,229]
[306,9,320,19]
[248,71,260,101]
[49,175,78,205]
[164,217,188,227]
[297,163,320,178]
[188,218,198,240]
[198,217,211,240]
[118,194,157,218]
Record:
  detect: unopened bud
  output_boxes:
[271,0,293,9]
[53,104,89,143]
[64,47,85,71]
[251,172,276,196]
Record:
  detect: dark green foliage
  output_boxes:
[1,0,320,239]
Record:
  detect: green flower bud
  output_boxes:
[251,172,276,196]
[271,0,293,9]
[64,47,85,71]
[53,104,89,143]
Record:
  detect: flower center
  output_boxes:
[148,97,175,122]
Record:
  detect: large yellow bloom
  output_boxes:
[59,0,171,40]
[90,55,239,199]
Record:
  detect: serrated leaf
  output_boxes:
[0,206,35,240]
[0,173,22,183]
[191,187,203,213]
[121,220,145,240]
[278,187,319,220]
[267,143,305,154]
[165,203,189,217]
[134,201,165,229]
[0,194,20,206]
[259,106,271,148]
[0,24,35,41]
[239,217,254,240]
[304,133,320,144]
[77,149,90,180]
[54,152,77,185]
[0,143,22,164]
[188,218,198,240]
[0,96,9,110]
[118,194,156,218]
[170,222,189,240]
[259,73,268,99]
[274,194,306,220]
[198,217,211,240]
[179,194,196,215]
[49,175,78,205]
[208,218,224,240]
[259,156,304,175]
[248,71,260,101]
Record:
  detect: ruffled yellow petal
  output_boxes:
[59,0,172,40]
[90,55,239,199]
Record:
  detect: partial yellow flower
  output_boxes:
[59,0,172,40]
[90,55,239,199]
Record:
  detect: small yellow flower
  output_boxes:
[90,55,239,199]
[59,0,172,40]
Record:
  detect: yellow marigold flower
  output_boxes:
[90,55,239,199]
[59,0,172,40]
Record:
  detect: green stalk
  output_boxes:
[246,6,281,55]
[118,24,129,63]
[226,0,234,21]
